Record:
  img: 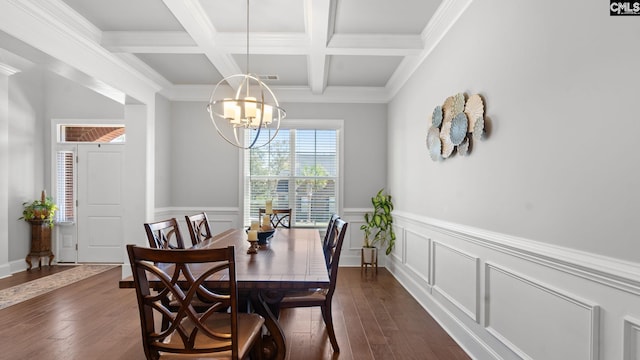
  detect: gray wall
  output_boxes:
[154,94,171,208]
[6,71,124,264]
[168,101,388,210]
[169,101,240,207]
[7,68,44,262]
[388,0,640,262]
[385,2,640,358]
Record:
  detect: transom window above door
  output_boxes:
[58,125,125,143]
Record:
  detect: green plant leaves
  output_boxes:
[361,188,395,255]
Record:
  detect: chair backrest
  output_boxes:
[143,218,186,249]
[127,244,241,359]
[185,212,213,246]
[322,214,340,268]
[258,208,292,228]
[326,219,348,299]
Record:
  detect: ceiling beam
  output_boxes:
[305,0,331,94]
[327,34,423,56]
[162,0,242,88]
[0,0,161,104]
[102,31,200,54]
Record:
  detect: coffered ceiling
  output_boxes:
[0,0,470,103]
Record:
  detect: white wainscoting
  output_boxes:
[384,211,640,360]
[485,263,599,360]
[624,317,640,360]
[432,242,479,322]
[405,229,430,286]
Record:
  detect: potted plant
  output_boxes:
[20,190,58,227]
[20,190,57,269]
[360,189,396,266]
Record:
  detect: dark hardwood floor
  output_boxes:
[0,266,470,360]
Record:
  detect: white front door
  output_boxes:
[77,143,125,263]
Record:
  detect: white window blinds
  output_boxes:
[55,151,75,223]
[244,127,339,227]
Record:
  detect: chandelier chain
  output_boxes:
[246,0,250,75]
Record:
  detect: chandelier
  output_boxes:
[206,0,285,149]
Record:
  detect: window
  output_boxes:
[59,125,125,143]
[243,123,341,227]
[56,151,74,223]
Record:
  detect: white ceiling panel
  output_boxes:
[199,0,305,33]
[60,0,184,31]
[233,54,308,86]
[334,0,441,34]
[1,0,467,102]
[328,55,402,87]
[136,54,222,85]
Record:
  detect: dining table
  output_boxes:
[119,227,330,360]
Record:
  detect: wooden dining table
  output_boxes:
[119,227,329,360]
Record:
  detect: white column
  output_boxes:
[121,102,155,278]
[0,65,17,278]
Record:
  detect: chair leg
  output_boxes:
[250,331,263,360]
[320,303,340,352]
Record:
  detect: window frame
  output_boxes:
[240,119,344,228]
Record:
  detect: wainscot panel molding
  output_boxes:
[485,263,599,360]
[340,208,373,267]
[624,317,640,360]
[154,207,240,236]
[385,211,640,360]
[404,229,430,286]
[432,241,479,322]
[393,211,640,296]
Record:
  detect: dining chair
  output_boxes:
[185,211,213,246]
[127,244,265,360]
[143,218,186,249]
[258,208,292,228]
[279,218,348,353]
[322,214,340,268]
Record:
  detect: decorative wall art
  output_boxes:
[426,92,486,161]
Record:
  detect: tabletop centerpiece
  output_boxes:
[246,200,276,253]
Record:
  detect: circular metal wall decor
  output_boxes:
[432,106,443,127]
[440,120,455,158]
[450,113,468,145]
[465,94,484,133]
[473,116,485,140]
[453,93,465,114]
[426,126,442,161]
[425,92,487,161]
[458,136,470,155]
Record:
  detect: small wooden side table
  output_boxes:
[25,220,55,270]
[361,247,378,275]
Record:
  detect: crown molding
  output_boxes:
[0,62,20,76]
[161,84,389,104]
[386,0,473,99]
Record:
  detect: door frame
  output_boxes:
[50,119,125,263]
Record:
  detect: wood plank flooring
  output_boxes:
[0,266,469,360]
